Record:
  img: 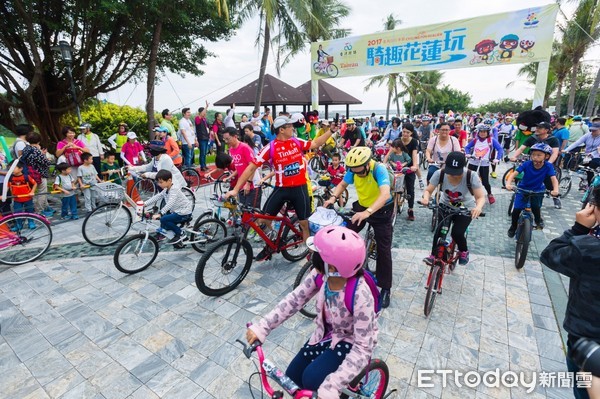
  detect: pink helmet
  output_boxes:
[312,226,366,278]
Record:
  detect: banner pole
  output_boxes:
[311,78,319,112]
[533,61,549,109]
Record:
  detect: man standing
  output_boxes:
[77,123,104,173]
[195,102,210,171]
[161,109,177,140]
[178,108,197,167]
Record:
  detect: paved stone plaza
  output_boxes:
[0,164,581,399]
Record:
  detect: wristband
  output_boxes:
[366,208,373,214]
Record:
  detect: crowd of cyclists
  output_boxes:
[2,105,600,399]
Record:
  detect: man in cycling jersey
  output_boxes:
[323,146,394,308]
[225,116,334,260]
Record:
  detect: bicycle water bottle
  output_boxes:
[262,359,300,394]
[135,201,144,220]
[440,225,448,236]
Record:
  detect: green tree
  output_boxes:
[0,0,233,145]
[474,98,532,114]
[505,61,556,108]
[363,14,402,120]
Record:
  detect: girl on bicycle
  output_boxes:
[421,152,486,265]
[464,123,504,205]
[425,122,460,183]
[246,225,378,399]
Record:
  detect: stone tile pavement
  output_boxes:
[0,163,583,398]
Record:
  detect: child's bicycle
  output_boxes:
[313,173,349,208]
[508,188,548,270]
[112,207,215,274]
[236,328,394,399]
[389,165,413,225]
[422,203,485,317]
[194,196,309,296]
[0,211,53,266]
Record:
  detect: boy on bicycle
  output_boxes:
[421,152,486,265]
[144,170,193,247]
[506,143,559,236]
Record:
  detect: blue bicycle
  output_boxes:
[511,188,546,270]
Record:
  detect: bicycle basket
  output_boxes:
[308,206,345,235]
[94,182,125,202]
[326,56,334,63]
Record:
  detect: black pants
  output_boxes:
[404,172,416,209]
[468,164,491,195]
[346,201,393,290]
[431,211,472,253]
[93,156,101,175]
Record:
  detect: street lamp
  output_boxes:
[52,40,82,124]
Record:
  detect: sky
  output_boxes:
[105,0,599,115]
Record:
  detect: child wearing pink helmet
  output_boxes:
[246,225,379,399]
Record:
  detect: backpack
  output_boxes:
[268,137,302,167]
[314,270,382,315]
[10,138,25,161]
[375,162,395,189]
[438,169,474,196]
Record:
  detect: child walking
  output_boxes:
[54,162,79,220]
[77,152,102,211]
[8,161,37,230]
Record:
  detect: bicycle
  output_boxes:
[422,203,485,317]
[236,329,393,399]
[509,188,546,270]
[0,212,53,265]
[294,208,376,319]
[194,197,309,296]
[313,173,349,208]
[390,167,412,225]
[502,155,529,189]
[82,174,195,247]
[128,169,196,205]
[112,208,217,274]
[579,165,600,209]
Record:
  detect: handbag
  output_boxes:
[62,141,84,167]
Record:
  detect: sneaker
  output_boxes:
[419,179,425,189]
[536,219,545,229]
[553,197,562,209]
[488,194,496,205]
[458,251,469,265]
[60,215,70,220]
[168,234,183,244]
[380,289,390,309]
[507,227,516,238]
[423,255,435,265]
[491,172,498,179]
[254,246,271,261]
[10,225,21,232]
[407,209,415,221]
[71,215,79,220]
[28,221,37,230]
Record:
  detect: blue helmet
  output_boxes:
[476,123,491,132]
[530,143,552,155]
[483,118,494,125]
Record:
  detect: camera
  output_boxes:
[569,338,600,377]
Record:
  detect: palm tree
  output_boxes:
[562,0,600,114]
[237,0,350,110]
[506,62,556,108]
[416,71,444,114]
[551,41,572,116]
[586,66,600,116]
[397,72,422,116]
[363,14,402,119]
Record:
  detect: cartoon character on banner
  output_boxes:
[471,39,498,65]
[519,36,535,58]
[499,34,519,61]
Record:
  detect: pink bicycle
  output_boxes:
[236,330,394,398]
[0,212,53,265]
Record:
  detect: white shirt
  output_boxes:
[78,133,104,157]
[178,118,195,145]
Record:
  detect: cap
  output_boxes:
[273,116,292,129]
[127,131,137,139]
[290,113,305,123]
[79,123,91,129]
[590,122,600,131]
[346,118,356,124]
[154,126,169,133]
[444,151,467,176]
[535,121,551,130]
[573,115,582,121]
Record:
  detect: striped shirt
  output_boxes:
[145,186,193,216]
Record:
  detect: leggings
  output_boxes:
[404,172,416,209]
[286,340,352,392]
[510,207,542,231]
[468,164,492,195]
[431,212,472,253]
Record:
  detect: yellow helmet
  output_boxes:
[346,118,356,125]
[345,146,372,167]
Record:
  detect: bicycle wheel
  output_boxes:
[553,164,562,181]
[82,203,132,246]
[424,265,442,317]
[294,260,318,319]
[430,207,438,232]
[314,195,325,208]
[0,214,53,265]
[195,210,214,224]
[326,64,339,78]
[195,236,253,296]
[190,217,227,253]
[502,166,515,188]
[182,186,196,213]
[559,176,572,198]
[308,155,324,173]
[342,359,389,399]
[447,241,458,271]
[514,218,531,270]
[397,192,406,215]
[281,217,309,262]
[182,168,201,190]
[507,193,515,217]
[339,188,349,207]
[131,179,156,202]
[364,226,377,272]
[114,234,159,274]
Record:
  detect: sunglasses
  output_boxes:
[351,166,368,175]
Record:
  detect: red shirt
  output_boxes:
[327,165,345,185]
[229,142,255,188]
[253,138,311,187]
[451,129,468,148]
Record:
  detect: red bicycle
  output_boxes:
[194,197,308,296]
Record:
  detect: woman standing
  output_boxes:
[56,126,91,180]
[397,124,419,220]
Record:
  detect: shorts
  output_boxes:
[263,184,311,220]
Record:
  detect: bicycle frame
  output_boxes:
[0,212,50,248]
[513,189,545,240]
[240,210,303,252]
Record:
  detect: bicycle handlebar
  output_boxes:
[418,201,486,217]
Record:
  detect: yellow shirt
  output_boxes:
[316,128,335,147]
[344,160,392,207]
